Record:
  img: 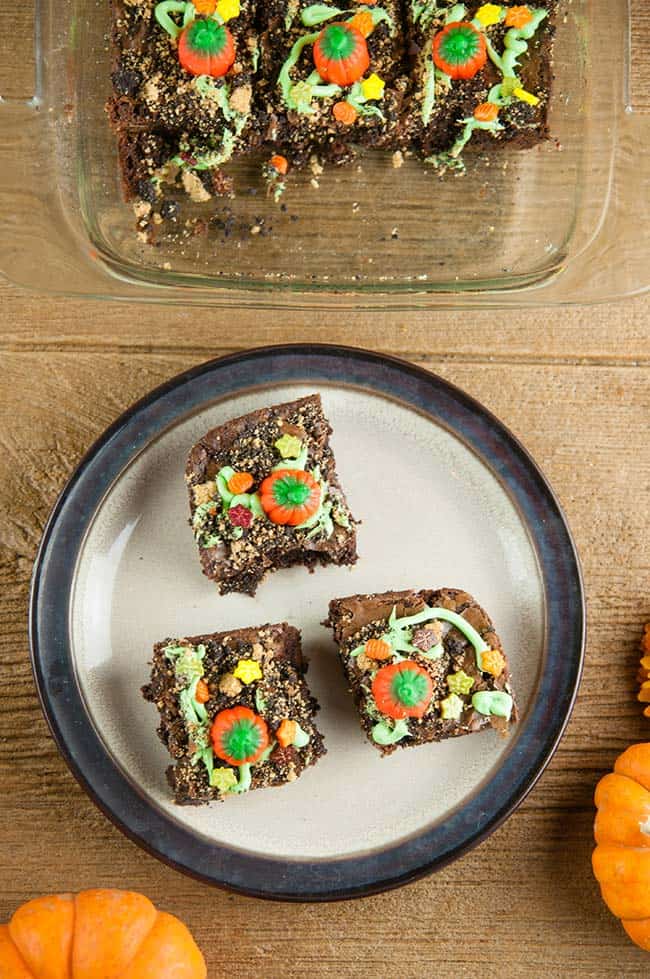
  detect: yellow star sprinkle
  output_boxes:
[361,73,385,101]
[475,4,503,26]
[233,658,263,684]
[275,433,303,459]
[211,767,238,792]
[440,693,464,721]
[513,87,540,106]
[216,0,240,21]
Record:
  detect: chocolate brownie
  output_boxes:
[108,0,260,199]
[256,0,409,168]
[404,1,557,168]
[325,587,517,755]
[185,394,357,595]
[107,0,557,211]
[142,623,326,803]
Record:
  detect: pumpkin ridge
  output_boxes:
[115,909,160,979]
[99,911,160,979]
[72,890,159,979]
[0,924,33,978]
[68,898,75,979]
[9,894,75,979]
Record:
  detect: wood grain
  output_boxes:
[0,328,649,976]
[1,3,650,973]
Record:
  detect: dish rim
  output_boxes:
[28,343,586,901]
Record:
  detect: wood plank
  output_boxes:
[0,351,648,976]
[2,282,650,363]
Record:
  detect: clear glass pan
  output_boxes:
[0,0,648,308]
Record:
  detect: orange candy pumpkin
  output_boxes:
[0,890,207,978]
[593,743,650,950]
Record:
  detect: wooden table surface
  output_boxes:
[0,284,649,977]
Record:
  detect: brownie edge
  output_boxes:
[185,394,358,595]
[143,622,326,803]
[325,587,517,755]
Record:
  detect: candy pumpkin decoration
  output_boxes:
[0,890,207,978]
[178,18,235,77]
[593,743,650,950]
[432,21,487,80]
[259,469,321,526]
[372,661,433,719]
[313,23,370,86]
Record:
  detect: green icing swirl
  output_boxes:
[421,53,436,125]
[155,0,194,39]
[164,644,215,779]
[272,441,309,471]
[292,722,311,748]
[446,115,503,160]
[486,8,548,79]
[195,75,233,120]
[302,3,343,26]
[346,81,386,121]
[278,32,320,111]
[301,3,394,33]
[444,2,467,23]
[372,717,410,745]
[230,762,253,793]
[351,605,490,667]
[471,690,513,720]
[389,606,490,668]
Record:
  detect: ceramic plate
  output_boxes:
[30,345,584,901]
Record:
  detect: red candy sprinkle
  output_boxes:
[229,504,253,528]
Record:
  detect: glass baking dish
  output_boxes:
[0,0,648,308]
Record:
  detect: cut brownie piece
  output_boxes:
[257,0,409,168]
[325,587,517,755]
[142,622,326,804]
[404,1,557,168]
[185,394,357,595]
[108,0,260,199]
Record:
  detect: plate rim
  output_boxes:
[29,343,586,901]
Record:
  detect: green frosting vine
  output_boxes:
[471,690,513,720]
[299,469,335,539]
[272,442,309,471]
[192,500,221,547]
[301,3,394,33]
[230,762,253,793]
[443,115,503,163]
[164,644,214,779]
[444,2,467,23]
[346,81,386,121]
[292,722,311,747]
[155,0,196,39]
[350,604,488,667]
[278,32,320,111]
[194,75,233,121]
[372,717,410,745]
[484,8,548,79]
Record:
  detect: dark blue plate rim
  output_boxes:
[29,343,585,902]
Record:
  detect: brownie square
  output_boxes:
[107,0,260,200]
[185,394,357,595]
[142,622,326,803]
[325,587,517,755]
[404,1,557,166]
[256,0,409,168]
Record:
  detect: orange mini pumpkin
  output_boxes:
[0,890,206,978]
[593,743,650,950]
